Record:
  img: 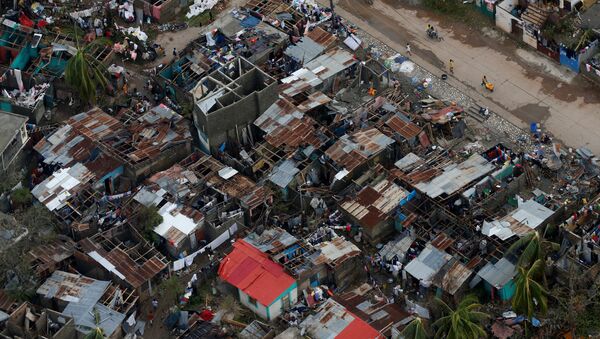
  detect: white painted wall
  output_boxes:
[237,285,298,320]
[238,289,269,320]
[496,0,523,33]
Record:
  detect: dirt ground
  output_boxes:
[331,0,600,153]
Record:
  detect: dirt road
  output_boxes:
[331,0,600,153]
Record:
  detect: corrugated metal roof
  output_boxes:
[477,258,516,288]
[340,178,408,229]
[404,244,451,281]
[414,154,495,199]
[268,159,300,188]
[311,237,361,266]
[300,298,382,339]
[304,48,357,81]
[385,115,422,140]
[31,163,94,211]
[244,228,298,253]
[37,270,108,303]
[255,98,328,149]
[379,236,415,262]
[482,198,555,240]
[394,153,423,171]
[439,260,472,295]
[79,237,167,289]
[326,128,393,172]
[218,240,295,306]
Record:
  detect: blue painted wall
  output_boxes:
[560,46,580,73]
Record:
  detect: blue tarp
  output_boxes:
[240,16,260,28]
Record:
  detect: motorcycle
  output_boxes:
[426,28,443,41]
[158,22,188,32]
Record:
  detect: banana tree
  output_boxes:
[433,295,489,339]
[64,38,110,106]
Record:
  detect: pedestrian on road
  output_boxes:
[147,310,154,325]
[481,75,488,86]
[172,47,177,57]
[406,43,411,56]
[449,59,454,74]
[151,298,158,311]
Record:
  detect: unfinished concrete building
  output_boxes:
[0,111,28,171]
[0,303,77,339]
[191,58,278,154]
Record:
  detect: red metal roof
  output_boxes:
[336,314,384,339]
[218,239,295,306]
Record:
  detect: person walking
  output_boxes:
[481,75,488,86]
[406,43,412,56]
[448,59,454,74]
[172,47,178,58]
[147,310,154,325]
[151,298,158,311]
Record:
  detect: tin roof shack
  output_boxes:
[404,243,452,288]
[281,48,359,99]
[191,57,278,154]
[0,111,28,171]
[218,239,298,321]
[299,298,383,339]
[27,237,76,280]
[309,236,362,291]
[333,284,412,337]
[34,108,124,192]
[480,197,557,242]
[103,105,192,180]
[325,128,394,191]
[134,187,204,257]
[252,96,332,200]
[0,303,77,339]
[179,152,273,224]
[411,154,496,201]
[76,223,169,297]
[36,270,137,338]
[472,257,518,301]
[284,26,338,64]
[339,172,410,245]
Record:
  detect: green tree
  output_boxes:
[512,259,549,320]
[83,308,104,339]
[11,187,32,208]
[64,39,110,106]
[400,316,429,339]
[507,230,559,268]
[137,205,163,242]
[433,295,489,339]
[162,275,183,304]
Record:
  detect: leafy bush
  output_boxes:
[138,205,163,242]
[11,188,32,207]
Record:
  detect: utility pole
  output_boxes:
[329,0,338,30]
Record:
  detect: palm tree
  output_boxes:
[83,308,104,339]
[512,259,549,320]
[64,38,109,106]
[507,229,559,268]
[433,295,489,339]
[400,316,428,339]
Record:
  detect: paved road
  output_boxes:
[330,0,600,153]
